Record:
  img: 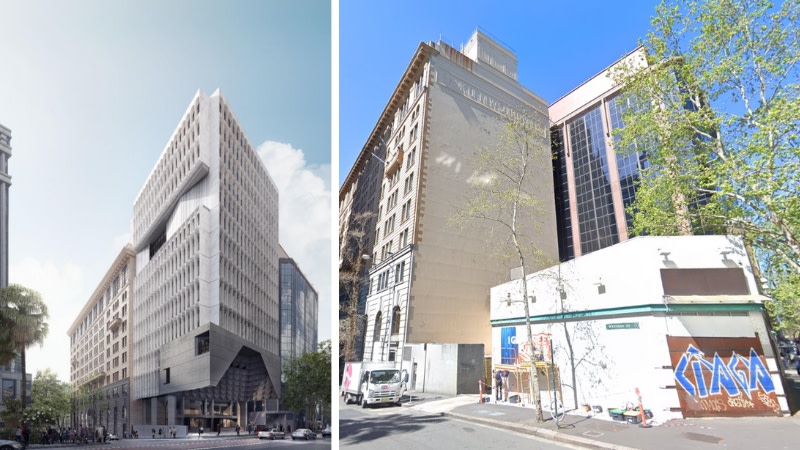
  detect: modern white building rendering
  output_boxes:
[68,245,136,436]
[339,30,559,380]
[131,89,281,434]
[490,235,787,420]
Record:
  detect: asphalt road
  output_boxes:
[339,402,581,449]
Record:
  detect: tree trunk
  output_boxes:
[20,348,27,414]
[520,274,543,423]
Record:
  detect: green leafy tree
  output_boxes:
[24,369,70,429]
[0,284,49,411]
[453,110,555,423]
[612,0,800,276]
[764,273,800,337]
[281,340,331,428]
[0,398,23,429]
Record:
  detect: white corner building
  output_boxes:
[131,89,280,432]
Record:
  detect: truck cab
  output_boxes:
[341,362,408,408]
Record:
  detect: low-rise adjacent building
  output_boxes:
[490,235,787,420]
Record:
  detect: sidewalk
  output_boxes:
[403,393,800,450]
[22,430,256,449]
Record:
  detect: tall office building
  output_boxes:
[278,245,318,367]
[0,123,30,424]
[339,30,559,365]
[0,123,11,288]
[131,90,280,430]
[549,47,650,261]
[68,246,135,436]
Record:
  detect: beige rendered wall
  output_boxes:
[407,54,559,351]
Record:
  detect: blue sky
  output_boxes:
[340,0,663,185]
[0,0,331,382]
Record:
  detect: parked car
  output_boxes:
[107,433,120,441]
[291,428,316,440]
[257,428,285,440]
[321,425,332,437]
[0,439,24,450]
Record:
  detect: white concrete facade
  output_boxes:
[490,235,787,420]
[131,90,280,429]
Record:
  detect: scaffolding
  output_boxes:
[495,361,562,408]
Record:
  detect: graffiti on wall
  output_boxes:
[667,336,781,417]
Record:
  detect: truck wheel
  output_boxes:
[361,397,368,408]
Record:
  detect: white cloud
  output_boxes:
[257,141,332,342]
[9,257,87,382]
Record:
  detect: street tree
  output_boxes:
[764,272,800,337]
[0,398,23,429]
[25,369,71,429]
[339,212,373,365]
[0,284,49,411]
[453,110,554,423]
[612,0,800,279]
[281,340,331,428]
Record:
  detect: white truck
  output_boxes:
[341,362,406,408]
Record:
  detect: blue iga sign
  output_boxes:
[501,327,517,364]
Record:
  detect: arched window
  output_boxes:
[373,312,382,342]
[391,306,401,335]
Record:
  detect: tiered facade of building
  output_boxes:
[68,89,291,436]
[130,90,280,433]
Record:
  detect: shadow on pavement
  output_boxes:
[340,411,447,445]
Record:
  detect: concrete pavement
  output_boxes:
[402,392,800,450]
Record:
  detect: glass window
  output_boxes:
[373,312,382,342]
[2,379,16,400]
[568,106,619,254]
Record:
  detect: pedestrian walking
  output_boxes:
[796,354,800,376]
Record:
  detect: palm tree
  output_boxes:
[0,284,49,411]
